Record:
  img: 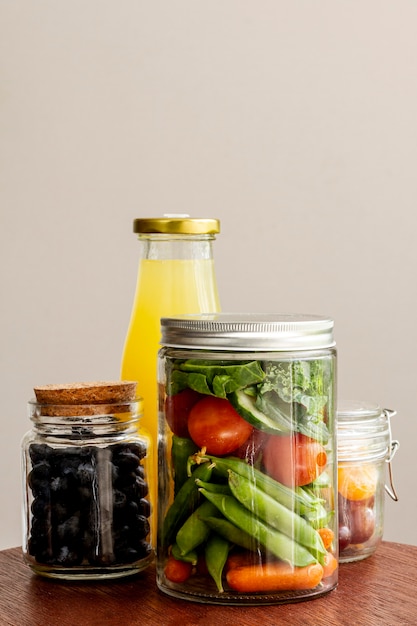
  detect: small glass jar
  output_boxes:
[157,314,338,605]
[21,382,154,579]
[337,402,399,563]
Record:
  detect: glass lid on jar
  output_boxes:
[337,401,382,421]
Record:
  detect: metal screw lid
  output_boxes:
[160,313,335,351]
[133,214,220,235]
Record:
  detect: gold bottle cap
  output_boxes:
[133,214,220,235]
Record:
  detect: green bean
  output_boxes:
[171,435,198,495]
[201,516,257,552]
[161,462,213,548]
[228,470,326,562]
[193,454,322,515]
[199,488,317,567]
[205,532,230,593]
[176,500,219,555]
[171,542,198,565]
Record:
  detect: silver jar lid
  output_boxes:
[160,313,335,351]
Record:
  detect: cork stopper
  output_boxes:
[33,381,139,417]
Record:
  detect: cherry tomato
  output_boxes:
[263,433,327,487]
[338,464,377,501]
[350,504,375,544]
[338,493,352,552]
[188,396,253,456]
[338,491,377,553]
[338,525,352,552]
[164,555,193,583]
[165,388,202,437]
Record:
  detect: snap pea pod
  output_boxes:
[172,435,198,495]
[192,454,322,515]
[195,478,232,495]
[199,489,317,567]
[201,515,257,552]
[161,462,213,548]
[176,500,219,555]
[228,470,326,562]
[303,503,333,530]
[205,532,230,593]
[171,542,198,565]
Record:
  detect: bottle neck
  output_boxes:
[138,234,215,261]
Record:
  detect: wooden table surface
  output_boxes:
[0,542,415,625]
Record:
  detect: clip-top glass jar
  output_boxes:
[337,402,399,563]
[157,314,338,605]
[21,381,153,579]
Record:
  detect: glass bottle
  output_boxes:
[21,382,153,580]
[120,216,221,543]
[157,313,337,604]
[337,402,399,562]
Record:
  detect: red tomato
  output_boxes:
[164,556,193,583]
[165,388,202,437]
[263,433,327,487]
[188,396,253,456]
[234,429,269,464]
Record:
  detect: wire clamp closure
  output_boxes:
[383,408,399,502]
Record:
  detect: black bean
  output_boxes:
[78,485,93,503]
[130,514,150,539]
[115,470,137,489]
[124,477,148,500]
[114,547,141,564]
[76,462,95,486]
[30,460,51,480]
[127,442,147,460]
[113,490,127,509]
[113,451,140,471]
[56,514,82,542]
[31,497,50,518]
[55,545,83,566]
[136,540,152,559]
[30,517,51,541]
[138,498,151,518]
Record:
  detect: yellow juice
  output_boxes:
[120,258,220,542]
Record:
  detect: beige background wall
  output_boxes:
[1,1,416,550]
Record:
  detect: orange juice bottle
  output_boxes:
[120,216,221,544]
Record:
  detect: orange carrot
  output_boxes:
[318,527,335,551]
[226,551,263,572]
[226,561,324,592]
[322,552,338,579]
[164,555,193,583]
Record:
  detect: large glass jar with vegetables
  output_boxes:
[157,314,338,604]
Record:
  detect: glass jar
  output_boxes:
[120,215,221,544]
[157,314,338,605]
[21,382,153,579]
[337,402,399,563]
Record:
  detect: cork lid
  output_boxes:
[32,381,140,417]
